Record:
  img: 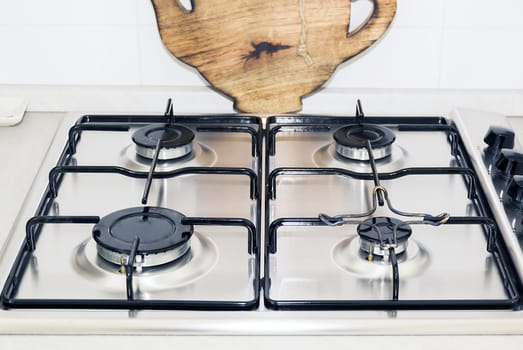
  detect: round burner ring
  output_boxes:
[93,207,193,268]
[132,124,195,160]
[357,217,412,257]
[334,124,395,161]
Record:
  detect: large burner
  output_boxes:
[334,124,395,161]
[92,207,193,268]
[357,217,412,258]
[132,124,195,160]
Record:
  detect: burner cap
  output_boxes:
[132,124,195,160]
[357,217,412,257]
[93,207,193,268]
[334,124,395,161]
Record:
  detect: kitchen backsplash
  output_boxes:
[0,0,522,114]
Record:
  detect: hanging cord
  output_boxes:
[297,0,313,66]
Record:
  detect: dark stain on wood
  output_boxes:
[241,41,292,62]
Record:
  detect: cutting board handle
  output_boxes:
[151,0,397,113]
[342,0,396,59]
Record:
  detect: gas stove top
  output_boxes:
[0,101,522,334]
[1,102,262,310]
[264,110,518,310]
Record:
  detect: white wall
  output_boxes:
[0,0,522,114]
[330,0,523,90]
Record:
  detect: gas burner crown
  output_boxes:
[132,124,195,160]
[92,206,193,268]
[333,124,395,161]
[357,217,412,258]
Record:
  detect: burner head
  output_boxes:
[357,217,412,257]
[93,207,193,268]
[333,124,395,161]
[132,124,195,160]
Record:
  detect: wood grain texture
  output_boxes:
[151,0,397,113]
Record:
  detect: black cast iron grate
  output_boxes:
[264,114,522,310]
[1,109,263,310]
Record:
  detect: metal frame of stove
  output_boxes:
[1,114,263,310]
[264,115,522,310]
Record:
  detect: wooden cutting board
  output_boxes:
[151,0,396,113]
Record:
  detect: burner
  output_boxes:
[74,232,218,292]
[357,217,412,258]
[132,124,195,160]
[333,236,430,280]
[92,207,193,268]
[333,124,395,161]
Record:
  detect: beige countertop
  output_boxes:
[0,112,64,244]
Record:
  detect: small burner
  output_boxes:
[357,217,412,258]
[334,124,395,161]
[93,207,193,268]
[132,124,195,160]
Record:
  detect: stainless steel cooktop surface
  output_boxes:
[1,103,523,335]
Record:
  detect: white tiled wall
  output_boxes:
[329,0,523,90]
[0,0,522,101]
